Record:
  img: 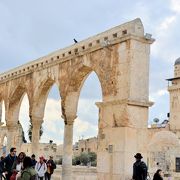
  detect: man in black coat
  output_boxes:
[132,153,147,180]
[0,147,17,180]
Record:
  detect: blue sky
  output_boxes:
[0,0,180,144]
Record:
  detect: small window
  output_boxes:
[96,40,100,44]
[104,37,108,41]
[122,30,127,35]
[176,157,180,172]
[89,43,92,47]
[113,33,117,38]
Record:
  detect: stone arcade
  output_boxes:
[0,18,154,180]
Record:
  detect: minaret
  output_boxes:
[167,57,180,131]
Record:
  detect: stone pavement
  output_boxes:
[51,165,97,180]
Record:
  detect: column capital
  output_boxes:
[30,115,43,121]
[6,120,17,129]
[61,114,77,125]
[32,120,43,128]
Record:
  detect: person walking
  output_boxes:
[45,156,56,180]
[153,169,163,180]
[132,153,148,180]
[35,156,47,180]
[17,156,37,180]
[0,147,17,180]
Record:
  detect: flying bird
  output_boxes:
[73,38,78,43]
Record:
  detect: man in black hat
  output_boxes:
[132,153,147,180]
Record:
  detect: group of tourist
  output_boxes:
[0,148,165,180]
[0,147,56,180]
[132,153,163,180]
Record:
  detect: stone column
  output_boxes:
[31,117,43,157]
[62,115,76,180]
[6,121,17,152]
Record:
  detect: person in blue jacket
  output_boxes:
[0,147,17,180]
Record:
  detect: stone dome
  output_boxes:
[174,57,180,65]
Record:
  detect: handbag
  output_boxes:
[10,172,17,180]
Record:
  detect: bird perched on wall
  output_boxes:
[73,38,78,43]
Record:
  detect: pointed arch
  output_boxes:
[7,84,31,124]
[74,71,102,142]
[40,84,63,144]
[61,64,103,120]
[32,77,61,118]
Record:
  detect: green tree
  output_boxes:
[88,152,97,162]
[22,130,27,143]
[28,116,43,142]
[17,121,27,143]
[79,152,90,166]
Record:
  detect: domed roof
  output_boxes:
[175,57,180,65]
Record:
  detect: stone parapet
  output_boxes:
[0,18,154,84]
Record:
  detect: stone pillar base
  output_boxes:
[97,127,141,180]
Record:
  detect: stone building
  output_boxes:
[73,137,98,156]
[146,58,180,179]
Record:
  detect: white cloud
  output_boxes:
[73,117,98,142]
[150,89,168,101]
[151,14,179,62]
[159,16,176,31]
[170,0,180,13]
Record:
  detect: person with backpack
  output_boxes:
[17,156,37,180]
[45,156,56,180]
[153,169,163,180]
[0,147,17,180]
[35,156,47,180]
[132,153,148,180]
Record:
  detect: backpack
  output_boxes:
[20,170,38,180]
[29,174,38,180]
[139,161,148,179]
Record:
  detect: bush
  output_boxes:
[79,152,90,166]
[55,157,62,165]
[91,160,97,167]
[88,152,97,162]
[72,152,97,166]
